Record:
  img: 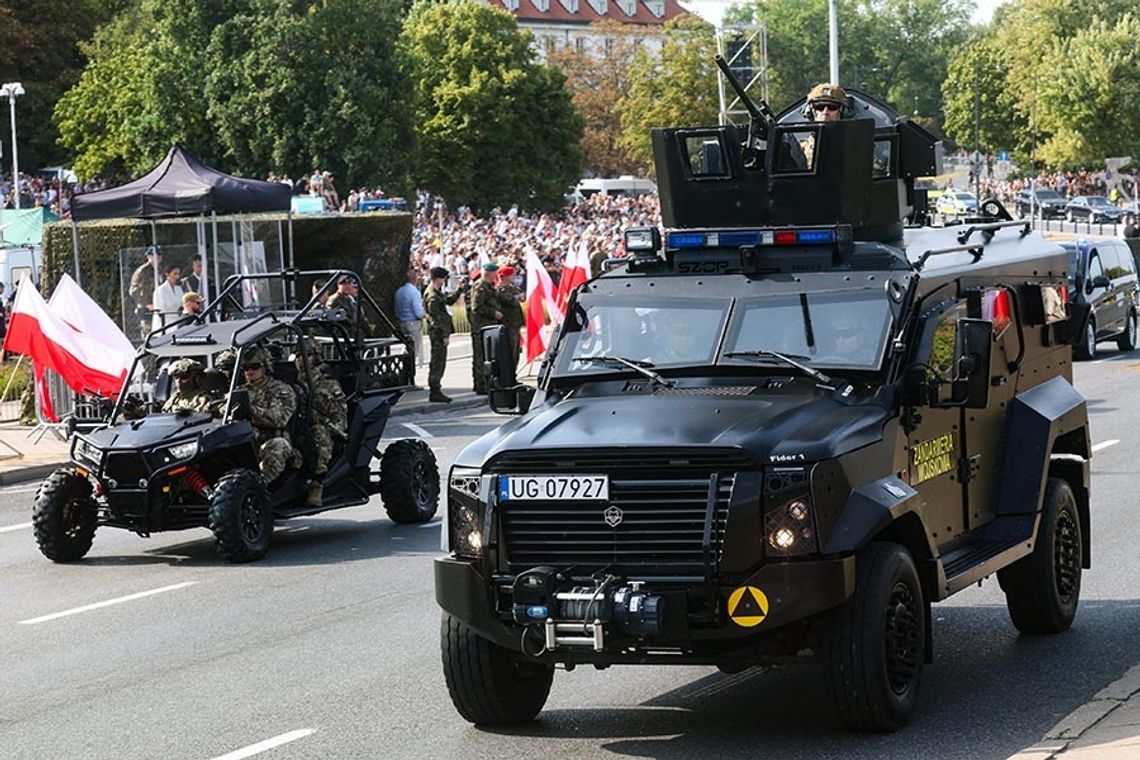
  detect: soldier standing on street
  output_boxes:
[242,347,298,484]
[128,246,161,340]
[162,359,213,414]
[423,266,464,403]
[294,342,347,506]
[496,265,524,371]
[469,262,503,395]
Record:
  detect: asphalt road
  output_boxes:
[2,354,1140,760]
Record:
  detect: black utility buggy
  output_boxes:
[34,269,439,563]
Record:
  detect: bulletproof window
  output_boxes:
[680,133,730,179]
[872,138,893,179]
[928,302,967,382]
[774,128,818,174]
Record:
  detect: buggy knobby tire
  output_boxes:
[998,476,1082,634]
[33,468,99,562]
[380,439,439,524]
[209,469,273,563]
[441,613,554,725]
[826,541,925,733]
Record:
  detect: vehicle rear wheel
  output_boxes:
[32,468,98,562]
[1074,317,1097,361]
[209,469,273,562]
[998,477,1081,634]
[1118,311,1137,351]
[380,439,439,524]
[826,541,925,732]
[441,613,554,725]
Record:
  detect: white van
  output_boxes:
[575,176,658,199]
[0,246,40,293]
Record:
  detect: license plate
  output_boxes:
[500,475,609,501]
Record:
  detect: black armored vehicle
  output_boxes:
[33,270,439,563]
[435,77,1092,732]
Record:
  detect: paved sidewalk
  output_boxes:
[1011,662,1140,759]
[0,336,525,486]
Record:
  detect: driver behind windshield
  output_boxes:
[163,358,213,414]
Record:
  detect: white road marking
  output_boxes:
[18,581,197,625]
[1092,439,1120,453]
[0,521,32,533]
[209,730,315,760]
[401,422,434,439]
[0,484,41,494]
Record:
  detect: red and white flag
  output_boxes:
[525,247,559,362]
[49,274,136,373]
[3,278,131,402]
[556,238,591,311]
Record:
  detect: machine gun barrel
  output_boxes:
[714,55,775,128]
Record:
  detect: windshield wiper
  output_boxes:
[573,355,674,388]
[722,350,834,387]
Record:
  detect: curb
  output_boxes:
[0,462,66,487]
[392,394,488,419]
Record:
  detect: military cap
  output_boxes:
[430,266,450,280]
[499,265,516,278]
[481,262,499,272]
[807,83,848,105]
[337,273,359,286]
[168,358,204,377]
[215,349,237,372]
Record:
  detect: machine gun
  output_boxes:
[714,54,776,170]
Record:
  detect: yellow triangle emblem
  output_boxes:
[727,586,769,628]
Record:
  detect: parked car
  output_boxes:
[1062,238,1139,360]
[1065,196,1124,223]
[1015,188,1068,219]
[935,190,978,217]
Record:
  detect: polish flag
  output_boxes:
[48,274,136,376]
[3,278,131,401]
[525,247,558,362]
[556,238,591,311]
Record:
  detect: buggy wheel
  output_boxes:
[380,439,439,524]
[826,541,925,732]
[33,468,98,562]
[998,477,1082,634]
[209,469,273,563]
[441,613,554,725]
[1118,311,1137,352]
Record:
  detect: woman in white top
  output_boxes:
[152,265,184,330]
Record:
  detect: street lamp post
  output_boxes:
[1,82,24,210]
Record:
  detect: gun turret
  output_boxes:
[714,55,776,169]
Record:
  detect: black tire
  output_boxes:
[1074,317,1097,361]
[1118,311,1137,351]
[997,477,1082,634]
[380,439,439,524]
[32,468,99,562]
[209,469,273,563]
[826,541,925,732]
[441,613,554,725]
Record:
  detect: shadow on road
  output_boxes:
[480,600,1140,760]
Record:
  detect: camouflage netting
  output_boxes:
[42,212,413,340]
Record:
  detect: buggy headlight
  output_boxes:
[159,441,198,464]
[73,438,103,467]
[448,466,484,557]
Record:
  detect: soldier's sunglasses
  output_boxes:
[813,102,840,112]
[242,363,263,371]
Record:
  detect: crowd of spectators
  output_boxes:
[963,169,1132,206]
[409,191,659,293]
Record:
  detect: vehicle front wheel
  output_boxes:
[32,468,99,562]
[826,541,925,732]
[998,477,1082,634]
[1075,317,1097,361]
[209,469,273,562]
[379,439,439,524]
[1118,311,1137,351]
[441,613,554,725]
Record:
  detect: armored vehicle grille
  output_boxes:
[103,452,149,485]
[492,448,749,575]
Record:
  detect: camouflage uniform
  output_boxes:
[468,276,502,394]
[308,363,347,477]
[245,349,298,483]
[326,291,358,327]
[162,358,212,414]
[128,259,158,340]
[423,283,461,396]
[497,280,524,369]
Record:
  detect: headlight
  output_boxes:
[156,441,198,465]
[624,226,661,257]
[764,469,819,557]
[448,466,484,557]
[73,438,103,467]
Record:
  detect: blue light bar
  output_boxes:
[796,229,837,244]
[719,231,763,247]
[668,232,706,248]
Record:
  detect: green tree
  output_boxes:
[402,0,582,212]
[619,15,718,170]
[941,33,1020,157]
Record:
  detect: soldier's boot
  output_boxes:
[429,388,452,403]
[306,481,323,507]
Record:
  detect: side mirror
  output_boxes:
[481,325,516,389]
[228,388,251,422]
[489,386,536,415]
[1092,275,1111,290]
[951,318,992,409]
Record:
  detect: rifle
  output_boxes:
[714,54,776,169]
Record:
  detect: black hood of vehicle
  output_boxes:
[457,382,891,469]
[84,412,219,451]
